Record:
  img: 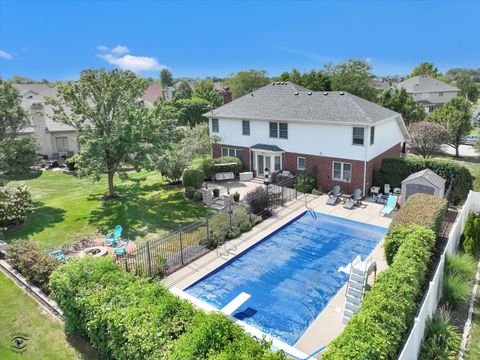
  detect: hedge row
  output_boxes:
[322,225,436,359]
[197,156,243,178]
[50,257,285,360]
[377,157,472,204]
[384,193,447,265]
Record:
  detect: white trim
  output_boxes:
[297,156,306,171]
[332,161,352,183]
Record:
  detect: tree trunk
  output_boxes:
[108,171,115,196]
[455,144,460,158]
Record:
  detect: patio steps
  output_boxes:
[342,256,377,324]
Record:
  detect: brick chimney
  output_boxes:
[222,87,232,104]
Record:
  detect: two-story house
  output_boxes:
[395,75,459,114]
[204,82,409,194]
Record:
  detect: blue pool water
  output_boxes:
[186,211,387,345]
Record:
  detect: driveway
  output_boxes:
[440,144,479,157]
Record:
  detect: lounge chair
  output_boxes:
[380,195,398,216]
[48,249,66,262]
[105,225,123,246]
[343,189,362,210]
[326,185,342,206]
[113,240,130,256]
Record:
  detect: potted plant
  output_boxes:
[213,188,220,198]
[233,191,240,202]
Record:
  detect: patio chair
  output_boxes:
[326,185,342,206]
[343,189,362,210]
[214,172,235,181]
[380,195,398,216]
[105,225,123,246]
[48,249,66,262]
[113,240,130,256]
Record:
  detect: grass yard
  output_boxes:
[466,287,480,359]
[0,270,95,360]
[5,170,211,249]
[465,164,480,192]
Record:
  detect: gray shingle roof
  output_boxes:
[402,169,446,188]
[396,75,459,94]
[250,144,284,152]
[203,82,401,125]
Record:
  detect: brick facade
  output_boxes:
[212,143,250,171]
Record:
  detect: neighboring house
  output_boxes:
[14,83,164,160]
[165,80,232,104]
[204,82,409,194]
[395,75,459,114]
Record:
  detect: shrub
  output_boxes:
[442,273,471,310]
[0,137,37,175]
[0,186,34,234]
[295,174,316,193]
[445,253,477,283]
[65,155,78,171]
[185,186,196,199]
[322,225,436,359]
[199,157,214,179]
[193,190,203,202]
[49,257,285,359]
[182,167,205,189]
[419,307,461,360]
[462,212,480,257]
[377,157,473,204]
[212,156,243,175]
[233,191,240,202]
[7,240,60,293]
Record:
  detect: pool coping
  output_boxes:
[162,194,392,358]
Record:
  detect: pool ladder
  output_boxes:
[342,256,377,324]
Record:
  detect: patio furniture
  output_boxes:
[48,249,66,262]
[214,172,235,181]
[370,186,380,197]
[343,189,362,210]
[384,183,391,195]
[239,172,253,181]
[113,240,130,256]
[380,195,398,216]
[326,185,342,206]
[105,225,123,246]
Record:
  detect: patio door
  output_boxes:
[256,154,272,178]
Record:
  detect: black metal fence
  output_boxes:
[119,175,303,277]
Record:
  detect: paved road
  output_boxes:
[440,144,479,158]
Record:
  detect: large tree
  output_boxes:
[224,70,270,99]
[173,80,193,100]
[160,69,174,88]
[193,80,222,107]
[377,88,426,125]
[408,121,448,158]
[48,69,166,198]
[324,59,378,101]
[456,74,479,102]
[407,62,447,81]
[429,96,472,157]
[174,97,212,126]
[278,69,331,91]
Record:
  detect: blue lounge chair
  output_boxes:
[48,249,66,262]
[105,225,123,246]
[113,240,129,256]
[380,195,398,215]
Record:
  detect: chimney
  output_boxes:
[222,87,232,104]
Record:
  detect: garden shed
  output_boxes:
[400,169,445,205]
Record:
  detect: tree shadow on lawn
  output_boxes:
[3,201,66,244]
[87,182,210,240]
[5,170,43,181]
[66,334,99,360]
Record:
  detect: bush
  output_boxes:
[462,212,480,257]
[65,155,78,171]
[322,225,436,359]
[182,167,205,189]
[212,156,243,175]
[233,191,240,202]
[295,174,316,193]
[49,257,285,359]
[377,157,473,204]
[445,253,477,283]
[199,157,214,179]
[7,240,60,293]
[442,273,471,310]
[193,190,203,202]
[0,137,37,175]
[185,186,196,199]
[419,307,461,360]
[0,186,34,234]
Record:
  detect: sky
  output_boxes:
[0,0,479,81]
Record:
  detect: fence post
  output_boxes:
[206,215,209,242]
[229,203,232,230]
[266,185,269,211]
[146,240,152,276]
[295,183,297,200]
[179,226,184,265]
[124,256,129,272]
[249,204,252,222]
[281,185,284,206]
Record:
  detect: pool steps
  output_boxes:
[342,256,377,324]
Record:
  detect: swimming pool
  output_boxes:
[185,211,387,346]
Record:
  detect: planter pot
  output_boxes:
[213,188,220,197]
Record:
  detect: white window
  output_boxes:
[439,92,443,97]
[221,147,242,160]
[274,156,281,171]
[242,120,250,135]
[212,118,219,133]
[332,161,352,182]
[55,137,69,152]
[297,157,306,171]
[352,127,364,146]
[269,122,288,138]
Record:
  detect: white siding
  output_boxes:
[367,118,404,159]
[411,90,458,105]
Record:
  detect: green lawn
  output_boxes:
[5,170,210,249]
[466,287,480,359]
[0,270,96,360]
[465,164,480,192]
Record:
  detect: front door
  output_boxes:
[257,154,264,177]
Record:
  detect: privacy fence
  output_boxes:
[119,176,303,277]
[398,191,480,360]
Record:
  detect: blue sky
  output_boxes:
[0,0,478,80]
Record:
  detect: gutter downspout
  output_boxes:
[363,126,369,196]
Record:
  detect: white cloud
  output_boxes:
[111,45,130,55]
[98,53,164,72]
[0,50,13,60]
[96,45,109,51]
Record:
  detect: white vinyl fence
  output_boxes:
[398,191,480,360]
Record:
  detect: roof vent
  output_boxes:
[307,92,312,95]
[323,92,328,96]
[294,92,299,95]
[250,93,254,97]
[339,92,345,95]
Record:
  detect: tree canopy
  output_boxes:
[193,80,222,107]
[174,97,212,127]
[47,68,171,197]
[429,96,472,157]
[278,68,331,91]
[173,80,193,100]
[408,121,448,158]
[0,80,29,141]
[160,69,174,88]
[456,74,479,102]
[224,70,270,99]
[377,88,426,125]
[407,62,447,81]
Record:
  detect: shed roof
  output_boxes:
[250,144,284,152]
[402,169,446,188]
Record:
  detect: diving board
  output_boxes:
[221,292,251,315]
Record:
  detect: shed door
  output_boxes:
[405,183,435,200]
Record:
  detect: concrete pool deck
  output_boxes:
[162,194,392,357]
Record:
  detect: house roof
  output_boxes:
[396,75,459,94]
[142,83,163,105]
[402,169,446,188]
[250,144,284,152]
[203,82,402,125]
